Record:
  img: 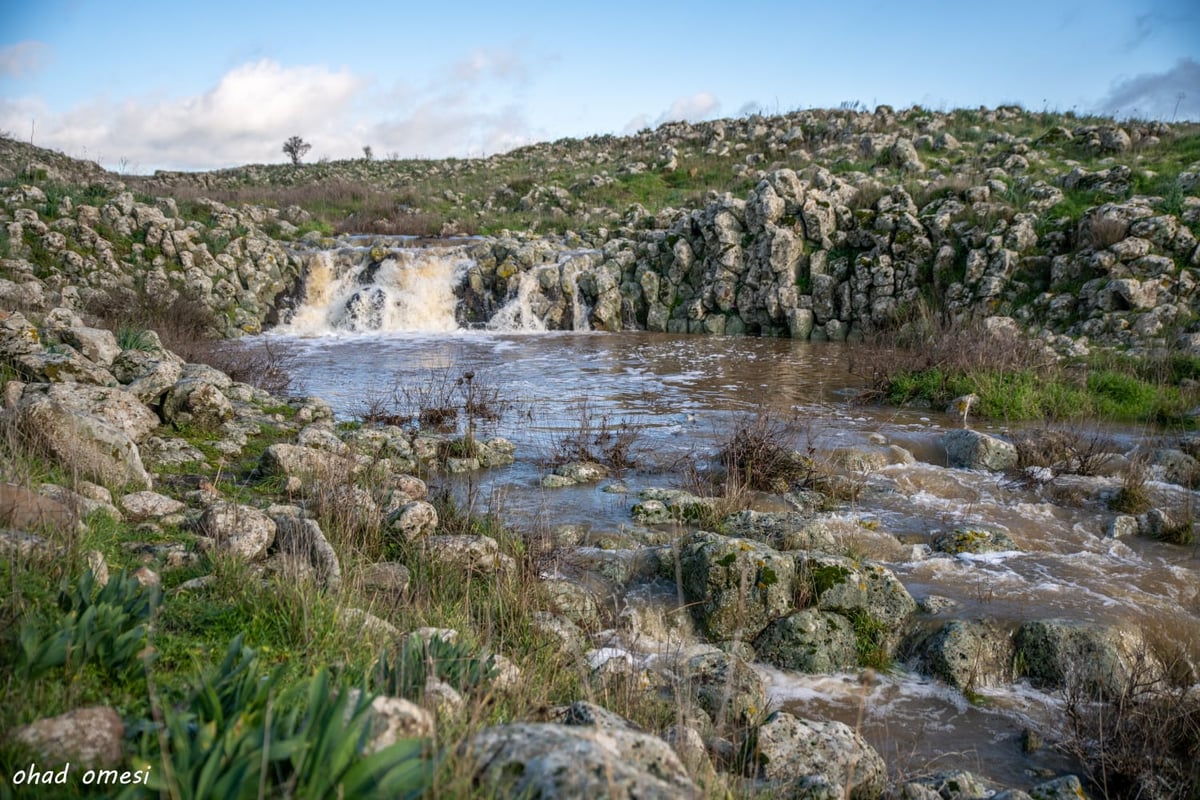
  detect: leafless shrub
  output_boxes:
[1012,426,1116,476]
[717,407,816,493]
[548,397,642,471]
[1061,646,1200,800]
[1087,215,1129,249]
[1109,451,1152,514]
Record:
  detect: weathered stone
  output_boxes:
[463,722,699,800]
[59,327,121,366]
[13,706,124,769]
[684,650,767,727]
[119,490,185,521]
[16,394,152,489]
[942,429,1018,471]
[931,527,1019,555]
[272,515,340,591]
[357,561,411,596]
[913,619,1014,690]
[746,711,887,800]
[424,534,515,576]
[343,689,434,753]
[162,378,233,429]
[387,500,438,541]
[22,383,160,443]
[798,553,916,652]
[197,502,275,560]
[1014,619,1138,695]
[754,609,857,673]
[679,531,795,641]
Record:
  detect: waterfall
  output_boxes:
[278,242,599,335]
[280,246,471,334]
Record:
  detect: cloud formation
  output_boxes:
[1097,57,1200,120]
[656,92,720,125]
[0,50,538,171]
[0,41,50,78]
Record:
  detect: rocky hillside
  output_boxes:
[2,105,1198,353]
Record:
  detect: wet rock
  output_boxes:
[679,531,796,641]
[13,706,124,769]
[931,526,1018,555]
[799,553,916,653]
[754,609,857,673]
[1014,619,1137,695]
[911,619,1014,690]
[462,722,699,799]
[683,650,767,728]
[722,510,837,551]
[904,769,992,800]
[942,429,1018,471]
[196,502,275,560]
[1029,775,1088,800]
[745,711,887,800]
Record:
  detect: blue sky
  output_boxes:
[1,0,1197,172]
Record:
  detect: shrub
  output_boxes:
[717,408,815,493]
[549,397,642,471]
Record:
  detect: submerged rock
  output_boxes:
[942,429,1018,472]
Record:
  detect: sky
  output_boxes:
[0,0,1198,173]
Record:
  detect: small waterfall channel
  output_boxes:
[256,240,1200,792]
[277,239,597,335]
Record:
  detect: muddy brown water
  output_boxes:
[244,328,1200,789]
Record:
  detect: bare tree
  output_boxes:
[282,135,312,165]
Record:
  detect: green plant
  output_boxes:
[372,632,497,702]
[125,636,431,799]
[16,568,158,680]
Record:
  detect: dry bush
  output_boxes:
[1087,215,1130,250]
[548,397,643,471]
[1109,451,1152,514]
[1012,426,1116,476]
[716,407,815,493]
[1061,647,1200,800]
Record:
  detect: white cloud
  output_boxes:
[0,41,51,78]
[621,113,651,134]
[655,92,720,125]
[0,51,539,171]
[1097,58,1200,121]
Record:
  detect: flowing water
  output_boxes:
[248,243,1200,788]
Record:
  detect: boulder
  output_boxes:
[272,515,340,591]
[387,500,438,541]
[1014,619,1138,695]
[59,326,121,366]
[462,722,699,799]
[196,502,275,560]
[931,527,1019,555]
[424,534,515,577]
[911,619,1014,690]
[162,378,233,429]
[745,711,887,800]
[679,531,795,641]
[942,429,1018,471]
[119,490,185,521]
[754,609,858,673]
[21,383,160,443]
[15,394,152,490]
[799,553,916,653]
[12,706,124,769]
[683,650,767,728]
[343,689,434,753]
[259,443,361,482]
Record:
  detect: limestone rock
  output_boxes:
[387,500,438,541]
[931,527,1018,555]
[162,378,233,429]
[942,429,1018,471]
[119,490,185,521]
[424,534,515,576]
[197,502,275,560]
[679,531,795,641]
[754,609,857,673]
[13,706,124,769]
[16,394,152,490]
[912,619,1014,690]
[746,711,886,799]
[684,650,767,728]
[462,722,699,800]
[272,515,340,591]
[344,689,434,753]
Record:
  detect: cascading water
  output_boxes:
[279,242,598,334]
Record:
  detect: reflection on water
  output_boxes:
[248,329,1200,787]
